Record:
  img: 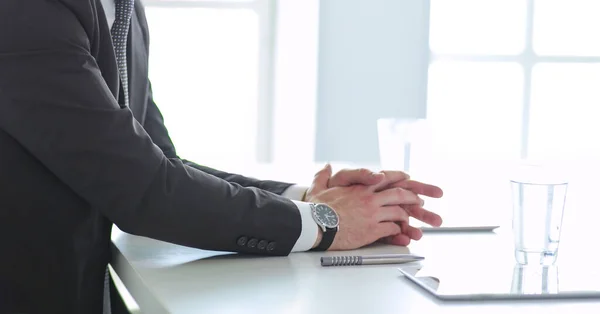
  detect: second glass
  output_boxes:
[511,165,568,265]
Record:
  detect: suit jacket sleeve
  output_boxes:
[143,83,293,195]
[0,0,300,255]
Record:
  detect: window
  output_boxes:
[425,0,600,226]
[428,0,600,161]
[144,0,275,170]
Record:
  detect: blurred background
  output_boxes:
[143,0,600,232]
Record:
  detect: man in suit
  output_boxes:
[0,0,443,313]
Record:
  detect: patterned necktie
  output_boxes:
[111,0,135,107]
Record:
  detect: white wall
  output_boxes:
[315,0,431,163]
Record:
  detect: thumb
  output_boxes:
[309,163,333,195]
[328,168,385,188]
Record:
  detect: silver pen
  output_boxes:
[321,254,424,266]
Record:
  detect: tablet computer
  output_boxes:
[420,226,499,233]
[399,263,600,301]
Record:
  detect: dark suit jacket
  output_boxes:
[0,0,303,313]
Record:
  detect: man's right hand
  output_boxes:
[305,164,422,251]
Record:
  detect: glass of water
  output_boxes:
[511,164,568,265]
[376,118,431,173]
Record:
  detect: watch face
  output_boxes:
[314,204,339,228]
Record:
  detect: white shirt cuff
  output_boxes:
[281,185,308,201]
[290,200,318,252]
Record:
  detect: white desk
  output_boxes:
[111,227,600,314]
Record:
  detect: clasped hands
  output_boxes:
[305,164,443,251]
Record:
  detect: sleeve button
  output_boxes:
[266,242,276,252]
[258,240,268,250]
[236,236,248,247]
[247,238,258,248]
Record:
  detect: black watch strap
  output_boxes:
[311,227,337,251]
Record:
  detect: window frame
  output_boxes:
[142,0,277,163]
[429,0,600,159]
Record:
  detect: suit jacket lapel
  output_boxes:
[127,2,150,122]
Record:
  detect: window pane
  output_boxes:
[528,63,600,160]
[533,0,600,56]
[421,61,524,227]
[429,0,527,55]
[145,8,259,168]
[427,61,523,161]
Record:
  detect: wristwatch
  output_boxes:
[309,203,340,251]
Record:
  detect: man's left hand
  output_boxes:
[306,166,443,246]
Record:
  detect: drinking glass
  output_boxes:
[511,164,568,265]
[377,118,430,173]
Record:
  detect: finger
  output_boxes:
[328,168,384,188]
[371,170,410,192]
[392,180,443,198]
[376,205,409,223]
[309,164,333,194]
[376,222,402,239]
[380,233,411,246]
[404,205,443,227]
[399,221,423,241]
[374,187,421,206]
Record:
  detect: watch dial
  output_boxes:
[315,204,339,228]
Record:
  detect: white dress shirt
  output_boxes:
[99,0,317,252]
